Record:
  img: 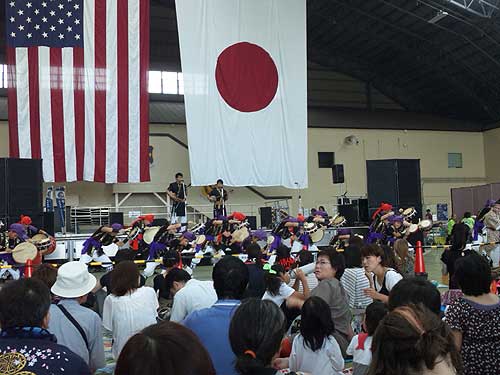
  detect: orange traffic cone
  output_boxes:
[491,280,497,294]
[25,259,33,278]
[414,240,427,280]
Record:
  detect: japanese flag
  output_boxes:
[176,0,308,188]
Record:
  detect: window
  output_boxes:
[148,71,162,93]
[448,153,462,168]
[0,64,185,93]
[318,152,335,168]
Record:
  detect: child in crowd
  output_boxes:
[262,264,308,310]
[347,301,388,375]
[276,245,296,271]
[274,296,344,375]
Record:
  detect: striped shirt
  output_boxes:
[340,268,372,309]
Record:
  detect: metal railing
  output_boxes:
[70,203,263,233]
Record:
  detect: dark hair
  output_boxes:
[164,268,191,294]
[276,245,291,261]
[0,279,51,328]
[175,172,183,178]
[364,301,388,335]
[368,304,462,375]
[298,249,314,267]
[115,321,215,375]
[317,248,346,279]
[245,243,263,266]
[264,264,285,296]
[114,248,138,264]
[381,245,397,269]
[229,299,286,375]
[217,179,223,184]
[213,256,249,300]
[344,245,362,268]
[361,244,386,266]
[388,278,442,316]
[32,263,58,289]
[463,211,471,218]
[454,251,492,296]
[162,249,181,268]
[450,223,468,251]
[111,261,140,297]
[349,236,364,249]
[300,297,335,351]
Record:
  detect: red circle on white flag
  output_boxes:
[215,42,278,112]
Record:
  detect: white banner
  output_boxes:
[176,0,308,188]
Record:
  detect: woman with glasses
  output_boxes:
[310,248,353,356]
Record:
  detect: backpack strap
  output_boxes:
[56,304,89,350]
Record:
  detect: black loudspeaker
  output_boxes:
[318,152,334,168]
[0,158,43,226]
[43,211,55,236]
[357,199,370,223]
[109,212,124,225]
[246,216,257,230]
[366,159,422,215]
[338,204,358,226]
[259,207,273,228]
[332,164,345,184]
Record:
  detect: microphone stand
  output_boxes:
[182,182,187,221]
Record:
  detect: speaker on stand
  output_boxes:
[259,207,273,229]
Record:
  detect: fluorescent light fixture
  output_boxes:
[428,10,448,23]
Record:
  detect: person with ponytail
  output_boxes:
[274,297,344,375]
[262,263,308,310]
[229,299,307,375]
[368,304,462,375]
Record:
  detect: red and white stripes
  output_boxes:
[7,0,150,183]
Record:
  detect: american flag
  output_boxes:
[6,0,150,183]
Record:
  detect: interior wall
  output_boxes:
[484,126,500,183]
[0,118,488,218]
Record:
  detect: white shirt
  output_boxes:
[289,334,344,375]
[262,283,295,307]
[169,279,217,322]
[103,286,159,359]
[373,268,402,293]
[346,334,373,366]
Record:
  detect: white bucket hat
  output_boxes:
[51,261,97,298]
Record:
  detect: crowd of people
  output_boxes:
[0,202,499,375]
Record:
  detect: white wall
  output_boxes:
[0,117,488,217]
[484,126,500,183]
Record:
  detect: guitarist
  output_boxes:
[209,179,228,218]
[167,172,188,225]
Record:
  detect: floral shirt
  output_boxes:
[0,327,90,375]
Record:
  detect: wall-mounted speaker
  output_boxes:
[332,164,345,184]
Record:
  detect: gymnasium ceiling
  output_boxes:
[1,0,500,130]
